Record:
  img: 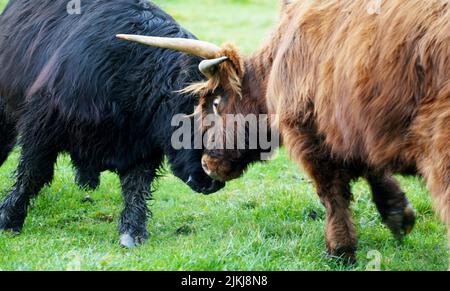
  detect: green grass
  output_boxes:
[0,0,447,271]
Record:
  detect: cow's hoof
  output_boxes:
[120,234,136,248]
[75,170,100,191]
[119,233,147,248]
[384,204,416,241]
[0,206,24,233]
[328,246,357,266]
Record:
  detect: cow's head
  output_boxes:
[117,35,277,182]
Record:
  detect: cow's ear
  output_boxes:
[219,44,244,80]
[280,0,293,13]
[281,0,293,7]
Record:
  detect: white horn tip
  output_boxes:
[116,34,130,40]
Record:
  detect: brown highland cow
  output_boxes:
[118,0,450,265]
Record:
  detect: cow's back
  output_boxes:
[0,0,192,123]
[268,0,450,169]
[0,0,203,171]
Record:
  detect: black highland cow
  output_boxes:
[0,0,224,247]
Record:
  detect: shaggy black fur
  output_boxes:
[0,0,224,247]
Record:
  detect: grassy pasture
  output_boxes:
[0,0,447,270]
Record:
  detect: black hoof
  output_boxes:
[0,205,25,233]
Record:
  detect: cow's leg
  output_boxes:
[70,155,101,190]
[312,167,357,264]
[118,162,160,248]
[367,174,416,240]
[0,102,17,167]
[283,122,358,263]
[75,167,100,191]
[0,124,59,232]
[420,112,450,265]
[73,163,100,191]
[425,163,450,268]
[424,154,450,270]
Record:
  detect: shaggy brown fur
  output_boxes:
[187,0,449,264]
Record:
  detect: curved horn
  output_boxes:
[116,34,221,59]
[198,56,229,78]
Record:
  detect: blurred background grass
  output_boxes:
[0,0,447,270]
